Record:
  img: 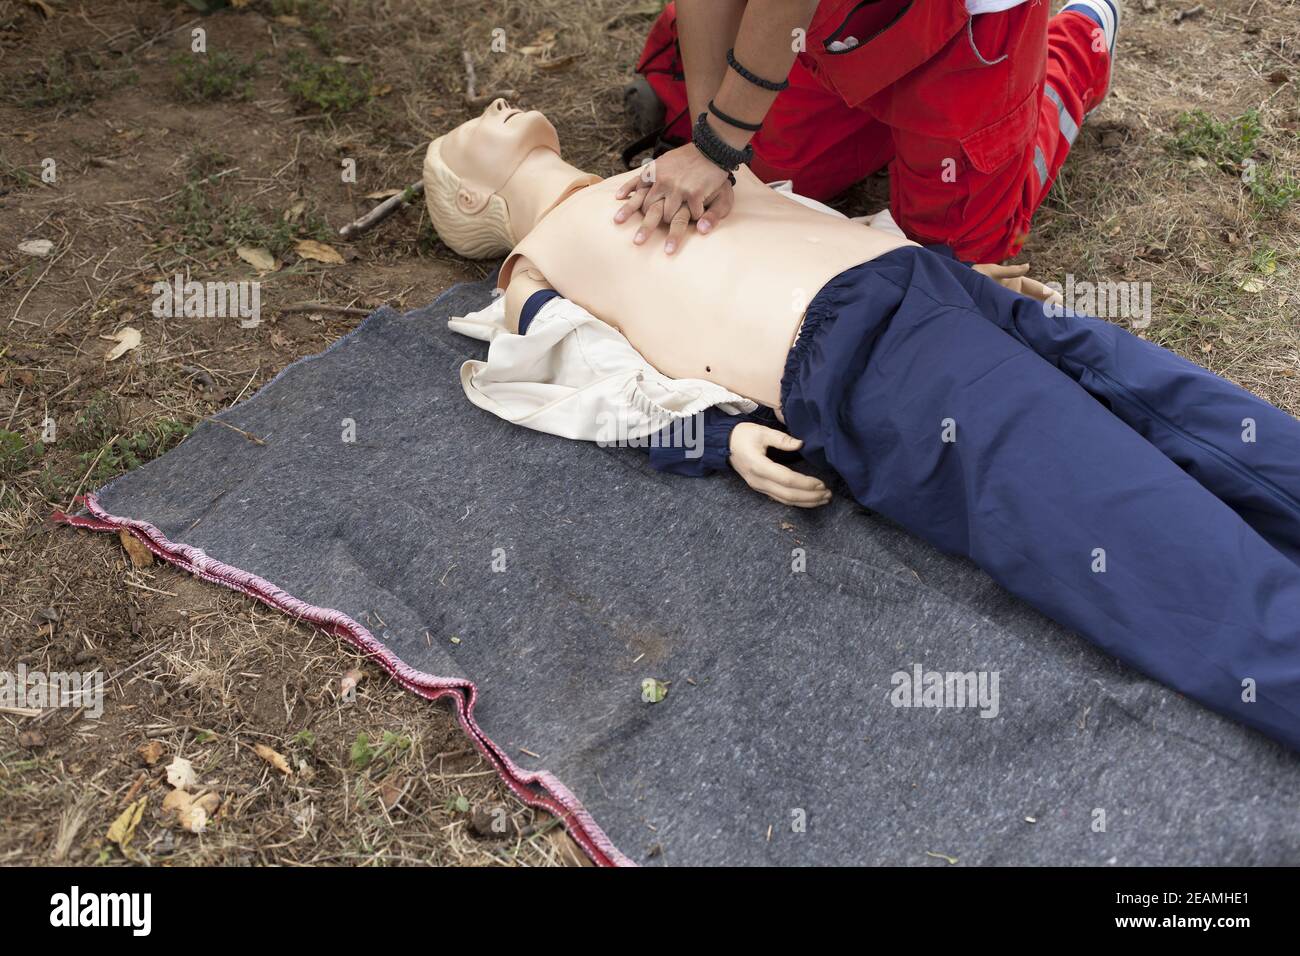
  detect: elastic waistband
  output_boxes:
[780,248,921,411]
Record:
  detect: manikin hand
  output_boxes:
[614,144,734,255]
[973,262,1064,309]
[729,422,831,508]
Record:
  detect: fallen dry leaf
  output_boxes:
[162,789,220,833]
[107,797,147,857]
[519,29,557,55]
[255,743,292,775]
[161,789,189,815]
[104,327,141,362]
[118,529,154,568]
[183,805,209,833]
[122,771,147,805]
[138,740,165,766]
[378,775,406,810]
[236,245,278,273]
[340,668,363,698]
[295,239,345,264]
[18,238,53,257]
[166,756,197,791]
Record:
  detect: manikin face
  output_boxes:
[438,99,561,215]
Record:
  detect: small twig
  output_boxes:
[462,49,518,108]
[337,181,424,239]
[1,705,43,718]
[199,416,268,446]
[462,49,478,100]
[518,817,563,840]
[32,646,168,726]
[22,0,55,19]
[279,302,374,316]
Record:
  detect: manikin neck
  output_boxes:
[498,147,601,243]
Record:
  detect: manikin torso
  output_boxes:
[501,165,915,409]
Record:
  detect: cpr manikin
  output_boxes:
[425,99,918,411]
[426,101,1300,758]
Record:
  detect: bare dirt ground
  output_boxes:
[0,0,1296,867]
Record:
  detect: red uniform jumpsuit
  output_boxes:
[635,0,1112,262]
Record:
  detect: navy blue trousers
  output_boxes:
[781,246,1300,752]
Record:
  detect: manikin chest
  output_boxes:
[503,168,908,404]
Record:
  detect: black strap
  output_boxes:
[620,107,688,170]
[620,128,666,170]
[726,47,789,92]
[693,113,754,172]
[708,99,762,132]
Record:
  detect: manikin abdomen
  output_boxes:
[503,167,914,409]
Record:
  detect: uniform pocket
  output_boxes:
[958,86,1038,174]
[821,0,913,53]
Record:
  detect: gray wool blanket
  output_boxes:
[65,279,1300,866]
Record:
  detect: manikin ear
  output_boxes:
[456,184,491,215]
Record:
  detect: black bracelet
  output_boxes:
[726,47,789,92]
[692,113,754,172]
[708,98,763,132]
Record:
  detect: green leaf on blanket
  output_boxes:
[640,678,668,704]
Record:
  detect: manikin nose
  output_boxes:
[490,98,512,113]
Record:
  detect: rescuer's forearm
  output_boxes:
[707,0,819,148]
[677,0,747,121]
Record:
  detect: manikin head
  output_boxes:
[424,99,588,258]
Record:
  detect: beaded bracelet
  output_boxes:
[726,47,790,92]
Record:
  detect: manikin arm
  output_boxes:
[449,264,831,506]
[503,254,553,332]
[514,289,830,505]
[511,275,830,504]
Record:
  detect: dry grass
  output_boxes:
[0,0,1297,867]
